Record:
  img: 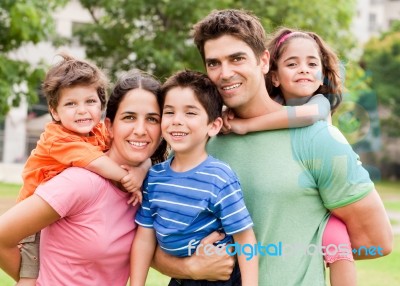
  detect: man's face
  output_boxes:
[204,35,269,112]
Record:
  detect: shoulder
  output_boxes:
[305,121,349,145]
[35,167,109,216]
[45,167,107,190]
[92,122,109,138]
[309,93,330,105]
[293,121,357,161]
[201,156,239,182]
[43,123,84,142]
[149,158,170,173]
[205,156,233,171]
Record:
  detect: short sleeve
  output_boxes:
[134,178,154,228]
[212,176,253,235]
[308,125,373,209]
[35,168,103,217]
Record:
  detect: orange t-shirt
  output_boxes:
[17,122,110,202]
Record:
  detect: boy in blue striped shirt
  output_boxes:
[130,70,258,286]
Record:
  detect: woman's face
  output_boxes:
[105,88,161,166]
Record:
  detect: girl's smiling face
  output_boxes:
[272,37,323,100]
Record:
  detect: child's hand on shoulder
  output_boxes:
[221,108,249,135]
[120,165,145,206]
[127,190,143,206]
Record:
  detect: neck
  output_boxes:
[105,150,140,168]
[171,150,208,172]
[235,91,282,119]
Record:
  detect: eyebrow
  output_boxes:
[164,104,201,110]
[121,111,161,116]
[283,55,320,62]
[205,52,248,63]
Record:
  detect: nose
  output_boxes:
[220,62,234,80]
[298,63,310,74]
[133,119,147,136]
[171,113,183,126]
[77,103,87,114]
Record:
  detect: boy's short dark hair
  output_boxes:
[42,52,109,119]
[161,70,223,123]
[192,9,267,63]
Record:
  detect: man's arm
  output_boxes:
[151,231,235,280]
[331,189,393,259]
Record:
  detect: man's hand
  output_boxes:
[152,231,235,281]
[186,231,235,281]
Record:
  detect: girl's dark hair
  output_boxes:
[266,27,343,112]
[106,69,168,164]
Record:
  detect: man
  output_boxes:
[152,9,393,285]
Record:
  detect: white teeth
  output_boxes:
[76,119,91,123]
[171,132,187,136]
[129,141,147,147]
[222,83,241,90]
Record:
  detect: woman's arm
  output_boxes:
[225,94,331,134]
[0,195,60,281]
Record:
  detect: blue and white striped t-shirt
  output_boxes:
[135,155,253,257]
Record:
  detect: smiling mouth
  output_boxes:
[171,132,188,137]
[222,83,241,91]
[75,119,92,123]
[128,141,148,147]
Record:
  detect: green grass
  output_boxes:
[0,268,170,286]
[0,182,20,197]
[1,181,399,285]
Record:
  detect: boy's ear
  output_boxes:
[208,117,223,137]
[271,71,280,87]
[49,108,60,122]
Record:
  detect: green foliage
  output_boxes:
[362,21,400,137]
[0,0,67,118]
[74,0,358,82]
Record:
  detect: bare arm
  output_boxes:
[130,226,157,286]
[151,231,235,280]
[0,195,60,281]
[232,228,258,286]
[86,155,128,182]
[224,94,331,134]
[331,189,393,259]
[87,157,150,195]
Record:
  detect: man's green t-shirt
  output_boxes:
[207,121,373,285]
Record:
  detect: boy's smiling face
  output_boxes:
[51,85,102,136]
[162,86,221,157]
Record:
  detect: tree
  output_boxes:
[74,0,358,82]
[0,0,66,118]
[361,21,400,137]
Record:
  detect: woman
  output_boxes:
[0,70,166,285]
